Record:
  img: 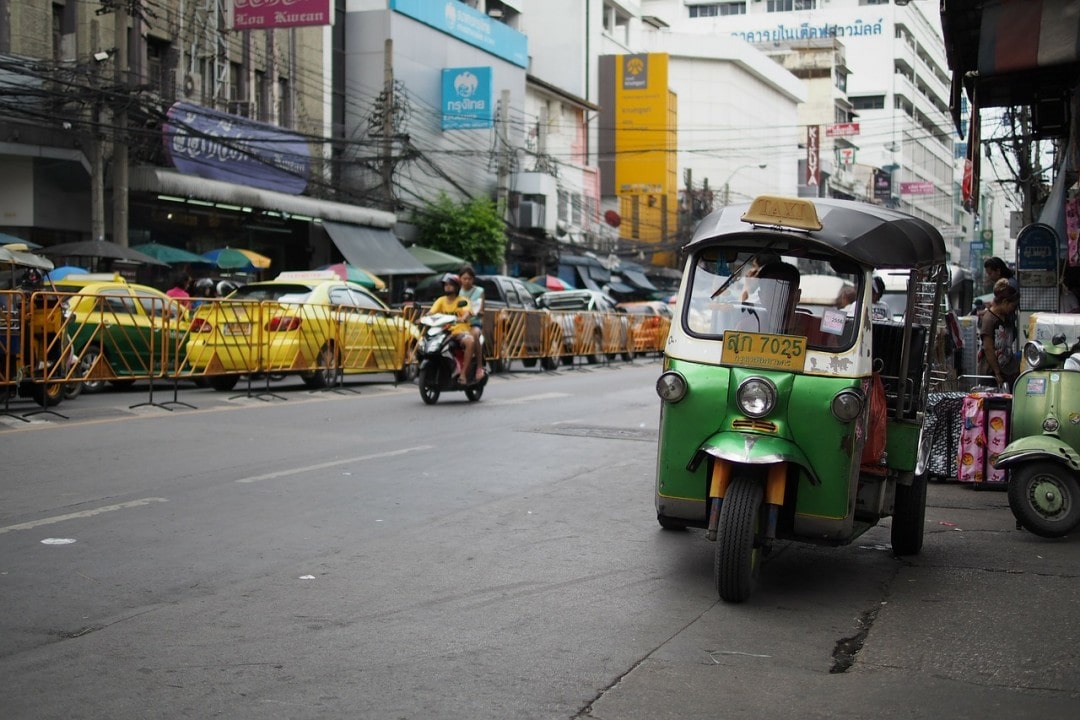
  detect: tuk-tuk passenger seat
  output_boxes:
[871,321,927,417]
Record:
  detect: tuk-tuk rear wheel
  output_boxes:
[1007,462,1080,538]
[714,477,764,603]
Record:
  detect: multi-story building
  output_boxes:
[640,0,961,257]
[0,0,409,279]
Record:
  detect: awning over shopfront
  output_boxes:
[323,222,432,276]
[129,167,396,228]
[622,267,658,292]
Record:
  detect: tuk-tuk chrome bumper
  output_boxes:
[688,431,819,485]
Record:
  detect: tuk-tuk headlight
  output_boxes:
[831,389,865,423]
[736,378,776,418]
[1023,341,1048,369]
[656,371,688,403]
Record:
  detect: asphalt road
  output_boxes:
[1,361,1078,719]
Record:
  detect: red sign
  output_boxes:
[806,126,819,187]
[229,0,332,30]
[826,122,860,138]
[900,181,936,195]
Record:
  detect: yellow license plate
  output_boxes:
[721,331,807,372]
[223,322,251,336]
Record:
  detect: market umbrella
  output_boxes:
[46,265,90,281]
[529,275,576,291]
[0,245,54,271]
[132,242,209,265]
[202,247,272,271]
[318,263,386,290]
[1,233,41,249]
[406,246,466,273]
[42,239,169,267]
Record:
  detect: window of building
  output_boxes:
[689,2,746,17]
[767,0,816,11]
[278,77,292,127]
[602,1,631,44]
[146,37,170,95]
[834,68,847,93]
[255,70,270,123]
[52,4,64,62]
[851,95,885,111]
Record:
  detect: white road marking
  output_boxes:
[235,446,433,484]
[491,392,571,406]
[0,497,168,535]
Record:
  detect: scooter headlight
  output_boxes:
[656,371,688,403]
[1023,341,1048,369]
[736,377,776,418]
[831,389,865,423]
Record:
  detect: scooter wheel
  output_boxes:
[1008,462,1080,538]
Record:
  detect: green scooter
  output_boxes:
[995,334,1080,537]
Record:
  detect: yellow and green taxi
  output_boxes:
[183,271,418,391]
[57,277,191,393]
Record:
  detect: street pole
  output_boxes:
[89,21,105,242]
[113,0,129,248]
[496,89,510,276]
[722,163,767,207]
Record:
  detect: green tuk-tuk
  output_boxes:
[655,195,947,602]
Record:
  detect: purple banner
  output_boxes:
[229,0,332,30]
[163,102,310,195]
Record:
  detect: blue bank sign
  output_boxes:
[390,0,527,68]
[442,66,493,130]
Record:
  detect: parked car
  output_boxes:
[616,300,672,355]
[57,279,191,393]
[474,275,558,371]
[185,272,418,390]
[537,289,629,364]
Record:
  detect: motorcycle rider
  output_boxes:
[426,273,483,383]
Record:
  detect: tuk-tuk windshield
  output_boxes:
[685,250,860,350]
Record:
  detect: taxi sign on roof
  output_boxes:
[275,270,338,281]
[741,195,823,232]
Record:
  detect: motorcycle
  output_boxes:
[416,303,488,405]
[995,331,1080,538]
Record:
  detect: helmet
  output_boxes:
[19,268,43,291]
[402,287,416,299]
[441,273,461,290]
[194,277,216,295]
[216,280,240,297]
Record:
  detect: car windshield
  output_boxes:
[230,284,314,302]
[684,249,860,350]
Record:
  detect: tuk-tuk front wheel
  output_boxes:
[1008,462,1080,538]
[714,476,764,603]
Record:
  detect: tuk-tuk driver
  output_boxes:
[751,261,834,346]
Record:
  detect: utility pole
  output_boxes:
[495,88,510,275]
[89,20,106,242]
[381,38,395,211]
[113,0,130,247]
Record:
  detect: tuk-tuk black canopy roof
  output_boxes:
[688,198,947,270]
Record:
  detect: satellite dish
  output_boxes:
[604,210,621,228]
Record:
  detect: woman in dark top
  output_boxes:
[977,278,1020,388]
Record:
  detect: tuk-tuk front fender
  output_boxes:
[994,435,1080,473]
[688,431,819,486]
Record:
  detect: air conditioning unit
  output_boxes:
[514,201,544,230]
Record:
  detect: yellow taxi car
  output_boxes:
[616,300,673,356]
[184,271,418,391]
[55,276,191,393]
